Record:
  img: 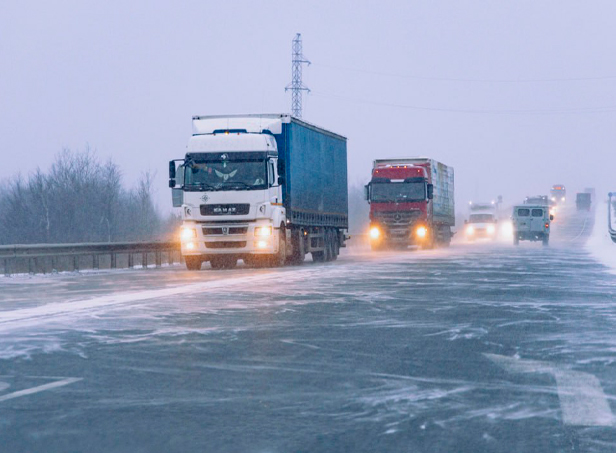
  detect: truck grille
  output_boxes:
[204,241,247,249]
[372,210,421,226]
[203,226,248,236]
[200,204,250,216]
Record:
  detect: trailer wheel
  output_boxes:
[513,236,519,246]
[331,231,339,260]
[185,256,203,270]
[323,230,333,262]
[542,235,549,246]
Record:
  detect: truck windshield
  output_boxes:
[469,214,494,223]
[184,160,267,191]
[371,182,425,202]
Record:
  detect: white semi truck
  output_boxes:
[169,114,348,270]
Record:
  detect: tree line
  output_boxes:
[0,148,178,245]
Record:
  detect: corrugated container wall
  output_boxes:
[274,119,348,228]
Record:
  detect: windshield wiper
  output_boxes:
[185,182,217,191]
[221,181,252,190]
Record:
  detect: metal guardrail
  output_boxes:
[608,193,616,243]
[0,241,181,276]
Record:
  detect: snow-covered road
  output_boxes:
[1,206,615,452]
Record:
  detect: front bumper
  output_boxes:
[181,221,280,256]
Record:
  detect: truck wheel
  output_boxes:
[331,231,339,260]
[185,256,203,270]
[324,230,333,262]
[288,229,305,265]
[271,228,286,267]
[513,236,519,246]
[542,235,549,246]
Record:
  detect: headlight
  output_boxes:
[487,225,495,234]
[255,240,269,249]
[416,226,427,238]
[551,197,556,201]
[180,227,197,240]
[369,226,380,239]
[466,225,475,235]
[255,226,273,237]
[562,197,566,202]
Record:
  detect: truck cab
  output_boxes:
[550,185,566,205]
[169,114,348,270]
[512,205,553,246]
[365,158,454,250]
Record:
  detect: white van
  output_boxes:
[512,205,553,246]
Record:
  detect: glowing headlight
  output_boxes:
[256,240,268,249]
[466,225,475,235]
[255,226,273,237]
[369,226,380,239]
[551,197,556,201]
[561,197,566,202]
[487,224,495,234]
[416,226,427,238]
[180,227,197,241]
[185,242,195,250]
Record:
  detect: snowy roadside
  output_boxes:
[586,202,616,274]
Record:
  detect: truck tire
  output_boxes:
[288,229,305,265]
[185,256,203,271]
[543,235,549,246]
[271,227,286,267]
[513,236,519,246]
[331,231,339,260]
[324,230,333,262]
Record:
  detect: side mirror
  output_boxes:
[550,215,554,221]
[278,176,285,186]
[427,184,434,200]
[277,159,285,176]
[464,220,468,224]
[169,161,176,188]
[364,184,370,202]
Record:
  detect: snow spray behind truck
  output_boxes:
[169,114,348,270]
[364,158,455,250]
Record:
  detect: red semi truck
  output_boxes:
[364,158,455,250]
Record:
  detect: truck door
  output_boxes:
[268,159,280,204]
[530,208,544,233]
[516,208,531,232]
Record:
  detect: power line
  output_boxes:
[311,91,616,115]
[285,33,310,118]
[312,62,616,83]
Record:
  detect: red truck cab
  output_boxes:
[365,158,454,250]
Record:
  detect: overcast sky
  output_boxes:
[2,1,616,213]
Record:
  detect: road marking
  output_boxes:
[0,381,9,391]
[485,354,614,426]
[0,377,82,403]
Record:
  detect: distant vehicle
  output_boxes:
[550,185,566,204]
[365,158,455,250]
[525,195,556,219]
[169,114,348,270]
[576,193,592,211]
[465,212,498,240]
[524,195,549,206]
[512,205,553,246]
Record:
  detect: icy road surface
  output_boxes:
[1,208,616,452]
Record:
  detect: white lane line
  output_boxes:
[0,377,82,403]
[485,353,614,426]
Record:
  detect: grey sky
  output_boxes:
[2,1,615,213]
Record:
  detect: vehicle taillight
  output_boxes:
[545,223,549,228]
